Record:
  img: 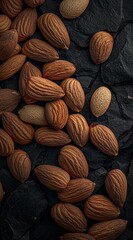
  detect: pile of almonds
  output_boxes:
[0,0,128,239]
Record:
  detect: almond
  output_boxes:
[105,169,127,207]
[35,127,71,147]
[89,31,114,64]
[51,203,87,232]
[10,44,21,57]
[58,145,89,178]
[38,13,70,50]
[43,60,76,81]
[25,0,45,7]
[0,54,26,81]
[45,99,69,129]
[90,123,119,156]
[61,78,85,112]
[7,149,31,183]
[0,0,23,18]
[0,15,12,35]
[34,165,70,191]
[19,105,47,126]
[26,76,65,102]
[88,219,127,240]
[60,233,95,240]
[66,114,89,147]
[0,89,21,116]
[0,128,14,156]
[90,86,112,117]
[11,8,37,42]
[84,194,120,221]
[22,38,59,63]
[58,178,95,203]
[2,112,34,145]
[0,182,4,202]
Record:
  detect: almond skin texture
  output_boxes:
[0,128,14,156]
[66,114,89,147]
[2,112,34,145]
[58,178,95,203]
[90,123,119,156]
[59,0,90,19]
[10,44,21,57]
[19,62,42,104]
[0,15,12,35]
[88,219,127,240]
[60,233,95,240]
[7,150,31,183]
[0,182,4,202]
[26,77,65,102]
[51,203,87,232]
[22,38,59,63]
[19,105,47,126]
[38,13,70,50]
[35,127,71,147]
[0,0,23,18]
[0,54,26,81]
[90,86,112,117]
[84,194,120,221]
[0,89,21,116]
[89,31,114,64]
[45,99,69,129]
[25,0,45,7]
[34,165,70,191]
[58,145,89,178]
[105,169,127,207]
[11,8,37,42]
[43,60,76,81]
[61,78,85,112]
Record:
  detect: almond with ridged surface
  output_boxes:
[0,128,14,156]
[0,0,23,18]
[25,0,45,7]
[60,233,95,240]
[0,15,12,35]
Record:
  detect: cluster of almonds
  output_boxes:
[0,0,128,239]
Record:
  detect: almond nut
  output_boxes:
[10,44,21,57]
[25,0,45,7]
[0,15,12,35]
[0,128,14,156]
[60,233,95,240]
[0,0,23,18]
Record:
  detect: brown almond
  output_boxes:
[35,127,71,147]
[22,38,59,63]
[38,13,70,50]
[0,54,26,81]
[61,78,85,112]
[10,44,21,57]
[2,112,34,145]
[0,15,12,35]
[0,182,4,202]
[88,219,127,240]
[25,0,45,7]
[45,99,69,129]
[0,0,23,18]
[105,169,127,207]
[89,31,114,64]
[84,194,120,221]
[58,145,89,178]
[66,114,89,147]
[51,203,87,232]
[60,233,95,240]
[11,8,37,42]
[90,123,119,156]
[35,165,70,191]
[7,149,31,183]
[0,128,14,156]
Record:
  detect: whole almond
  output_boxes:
[90,86,112,117]
[0,54,26,81]
[2,112,34,145]
[58,178,95,203]
[105,169,127,207]
[11,8,37,42]
[61,78,85,112]
[34,165,70,191]
[7,149,31,183]
[89,31,114,64]
[19,105,47,126]
[0,15,12,35]
[59,0,90,19]
[0,0,23,18]
[35,127,71,147]
[22,38,59,63]
[45,99,69,129]
[0,128,14,156]
[0,182,4,202]
[90,123,119,156]
[51,203,87,232]
[26,76,65,102]
[84,194,120,221]
[60,233,95,240]
[43,60,76,81]
[66,114,89,147]
[38,13,70,50]
[10,44,21,57]
[88,219,127,240]
[58,145,89,178]
[25,0,45,7]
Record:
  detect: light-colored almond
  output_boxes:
[0,128,14,156]
[0,15,12,35]
[25,0,45,7]
[0,0,23,18]
[60,233,95,240]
